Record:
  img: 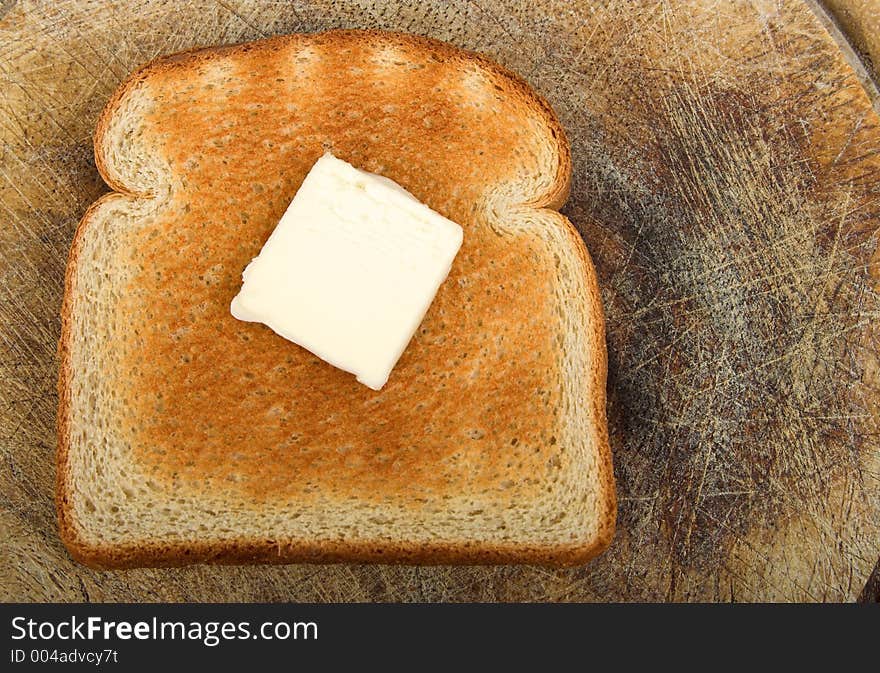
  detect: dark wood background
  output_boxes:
[2,0,879,601]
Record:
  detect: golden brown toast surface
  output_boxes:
[124,38,562,503]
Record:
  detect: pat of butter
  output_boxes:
[230,152,464,390]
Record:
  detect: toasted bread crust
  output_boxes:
[57,30,615,569]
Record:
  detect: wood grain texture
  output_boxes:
[809,1,880,114]
[822,0,880,81]
[2,0,879,602]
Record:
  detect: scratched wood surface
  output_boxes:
[811,0,880,111]
[823,0,880,84]
[2,0,880,602]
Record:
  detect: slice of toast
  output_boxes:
[57,30,616,568]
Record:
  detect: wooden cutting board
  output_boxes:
[2,0,879,602]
